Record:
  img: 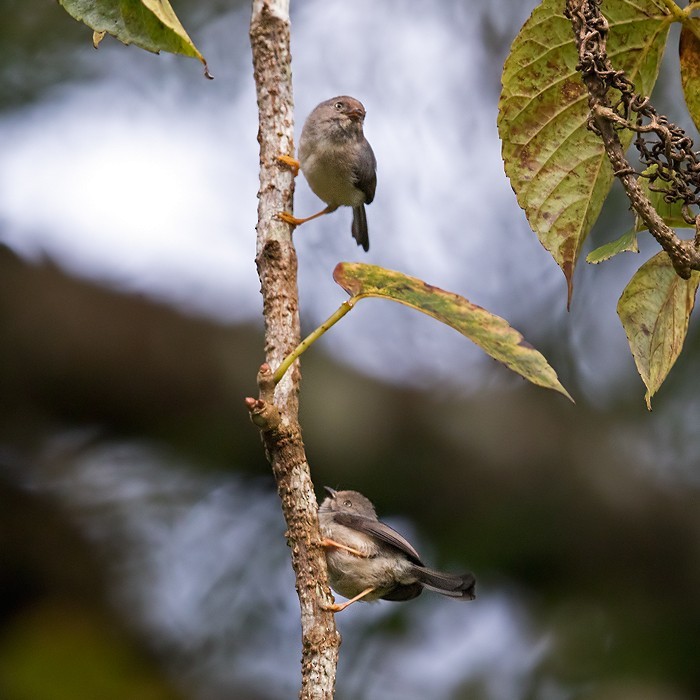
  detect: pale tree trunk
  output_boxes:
[248,1,341,697]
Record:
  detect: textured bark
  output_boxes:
[249,1,340,698]
[566,0,700,278]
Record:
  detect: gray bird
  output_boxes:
[279,96,377,251]
[318,487,476,612]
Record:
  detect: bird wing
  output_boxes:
[380,582,423,601]
[352,140,377,204]
[333,513,423,565]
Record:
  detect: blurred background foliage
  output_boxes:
[1,0,700,699]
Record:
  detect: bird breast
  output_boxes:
[299,142,367,209]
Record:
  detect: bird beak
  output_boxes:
[324,486,337,497]
[347,108,365,122]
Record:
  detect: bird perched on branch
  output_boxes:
[278,96,377,252]
[318,487,476,612]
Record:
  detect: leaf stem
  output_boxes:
[660,0,700,39]
[273,299,358,384]
[658,0,685,20]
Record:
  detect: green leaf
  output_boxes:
[680,21,700,133]
[586,229,639,264]
[498,0,671,305]
[617,252,700,410]
[334,263,573,401]
[57,0,211,77]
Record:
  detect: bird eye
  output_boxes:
[343,500,352,507]
[334,101,343,110]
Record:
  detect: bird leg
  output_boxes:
[276,154,300,177]
[278,205,334,228]
[276,155,337,227]
[319,537,368,558]
[322,587,376,613]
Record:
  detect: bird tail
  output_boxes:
[410,565,476,600]
[352,205,369,252]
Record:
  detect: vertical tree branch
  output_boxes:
[249,1,340,698]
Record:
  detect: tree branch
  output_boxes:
[566,0,700,278]
[249,1,340,697]
[590,104,696,278]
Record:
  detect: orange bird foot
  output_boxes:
[321,587,376,613]
[277,154,300,177]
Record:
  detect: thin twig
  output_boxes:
[273,300,356,384]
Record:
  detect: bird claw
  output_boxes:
[320,586,376,612]
[277,154,300,177]
[320,602,346,613]
[277,211,303,227]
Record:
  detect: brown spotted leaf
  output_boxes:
[58,0,211,77]
[680,21,700,133]
[498,0,671,305]
[334,263,573,401]
[618,252,700,410]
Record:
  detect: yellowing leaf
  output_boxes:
[498,0,671,305]
[334,263,573,401]
[617,252,700,409]
[58,0,211,77]
[680,21,700,133]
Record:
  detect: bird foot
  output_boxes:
[277,154,300,177]
[321,601,349,613]
[277,206,332,228]
[277,211,304,227]
[321,586,376,613]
